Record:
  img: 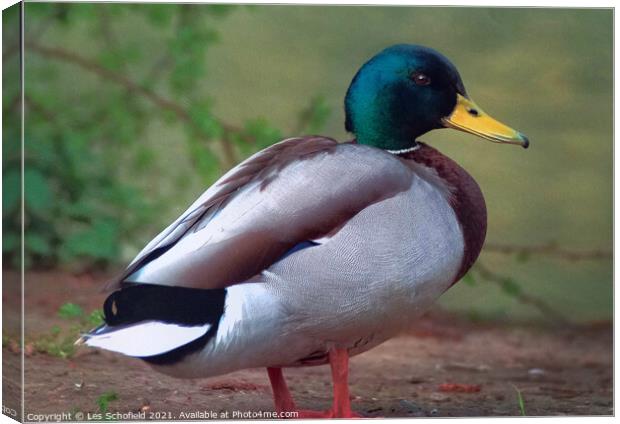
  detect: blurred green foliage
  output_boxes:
[31,303,103,359]
[96,391,118,415]
[57,302,84,319]
[2,4,329,269]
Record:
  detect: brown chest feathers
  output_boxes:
[399,142,487,286]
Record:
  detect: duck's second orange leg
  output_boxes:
[266,348,361,419]
[267,367,296,413]
[267,367,329,418]
[328,348,362,418]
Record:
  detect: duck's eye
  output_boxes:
[411,72,431,86]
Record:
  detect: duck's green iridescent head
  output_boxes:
[345,44,529,151]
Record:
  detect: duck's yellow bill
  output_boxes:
[442,94,529,149]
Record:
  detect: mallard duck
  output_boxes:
[79,44,528,418]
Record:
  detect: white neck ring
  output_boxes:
[387,144,421,155]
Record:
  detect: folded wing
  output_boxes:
[105,137,413,291]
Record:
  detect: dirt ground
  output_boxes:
[2,271,613,420]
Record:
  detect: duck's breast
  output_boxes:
[264,162,465,344]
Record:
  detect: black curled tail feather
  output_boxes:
[102,283,226,365]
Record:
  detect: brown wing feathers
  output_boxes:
[103,137,340,291]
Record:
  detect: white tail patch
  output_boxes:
[84,321,211,357]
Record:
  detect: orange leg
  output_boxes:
[266,348,362,419]
[328,348,361,418]
[267,367,296,414]
[267,367,329,418]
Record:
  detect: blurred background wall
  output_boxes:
[3,4,612,323]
